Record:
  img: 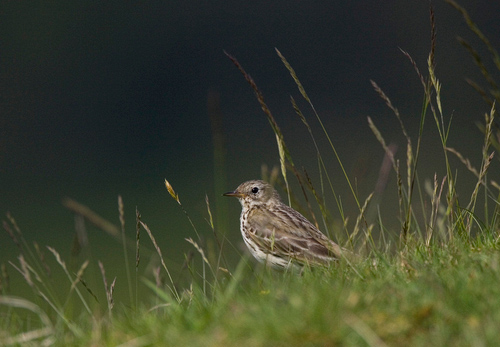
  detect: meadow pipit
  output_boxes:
[224,180,350,269]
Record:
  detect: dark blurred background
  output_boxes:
[1,1,499,302]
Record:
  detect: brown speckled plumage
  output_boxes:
[224,180,352,269]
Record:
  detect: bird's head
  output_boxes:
[223,180,281,208]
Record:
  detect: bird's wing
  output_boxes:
[247,206,345,265]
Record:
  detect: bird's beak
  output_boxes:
[223,190,244,198]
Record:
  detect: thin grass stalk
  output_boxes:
[398,9,443,240]
[185,237,214,296]
[225,51,317,222]
[465,77,494,107]
[483,178,490,227]
[291,96,345,230]
[368,79,424,241]
[18,255,38,285]
[47,247,92,315]
[445,0,500,73]
[426,52,458,239]
[369,80,415,232]
[205,195,229,279]
[276,133,291,206]
[213,256,248,318]
[165,179,221,293]
[207,90,230,248]
[457,37,499,95]
[414,172,429,240]
[118,195,134,308]
[376,206,388,249]
[466,152,495,235]
[0,296,55,345]
[62,198,120,238]
[349,192,374,247]
[464,104,496,232]
[3,220,22,253]
[276,48,362,212]
[445,147,480,177]
[135,206,141,309]
[426,175,447,245]
[5,214,56,293]
[1,327,55,345]
[302,169,324,232]
[139,220,180,302]
[367,115,408,240]
[33,242,50,277]
[142,279,182,314]
[401,87,431,240]
[447,111,495,235]
[369,80,412,143]
[396,160,404,233]
[9,253,63,313]
[365,143,397,244]
[70,260,89,293]
[483,103,496,225]
[98,261,116,321]
[401,10,455,241]
[38,290,84,338]
[224,51,295,168]
[164,179,202,243]
[225,51,331,237]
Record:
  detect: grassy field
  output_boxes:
[2,1,500,345]
[84,239,500,346]
[3,235,500,346]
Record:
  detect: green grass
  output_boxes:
[4,240,499,345]
[98,240,500,346]
[2,2,500,345]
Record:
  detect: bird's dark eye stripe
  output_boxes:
[251,187,259,194]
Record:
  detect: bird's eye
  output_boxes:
[251,187,259,194]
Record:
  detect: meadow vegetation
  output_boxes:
[2,1,500,345]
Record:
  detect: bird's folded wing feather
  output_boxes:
[248,206,346,263]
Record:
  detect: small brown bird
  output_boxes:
[224,180,350,269]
